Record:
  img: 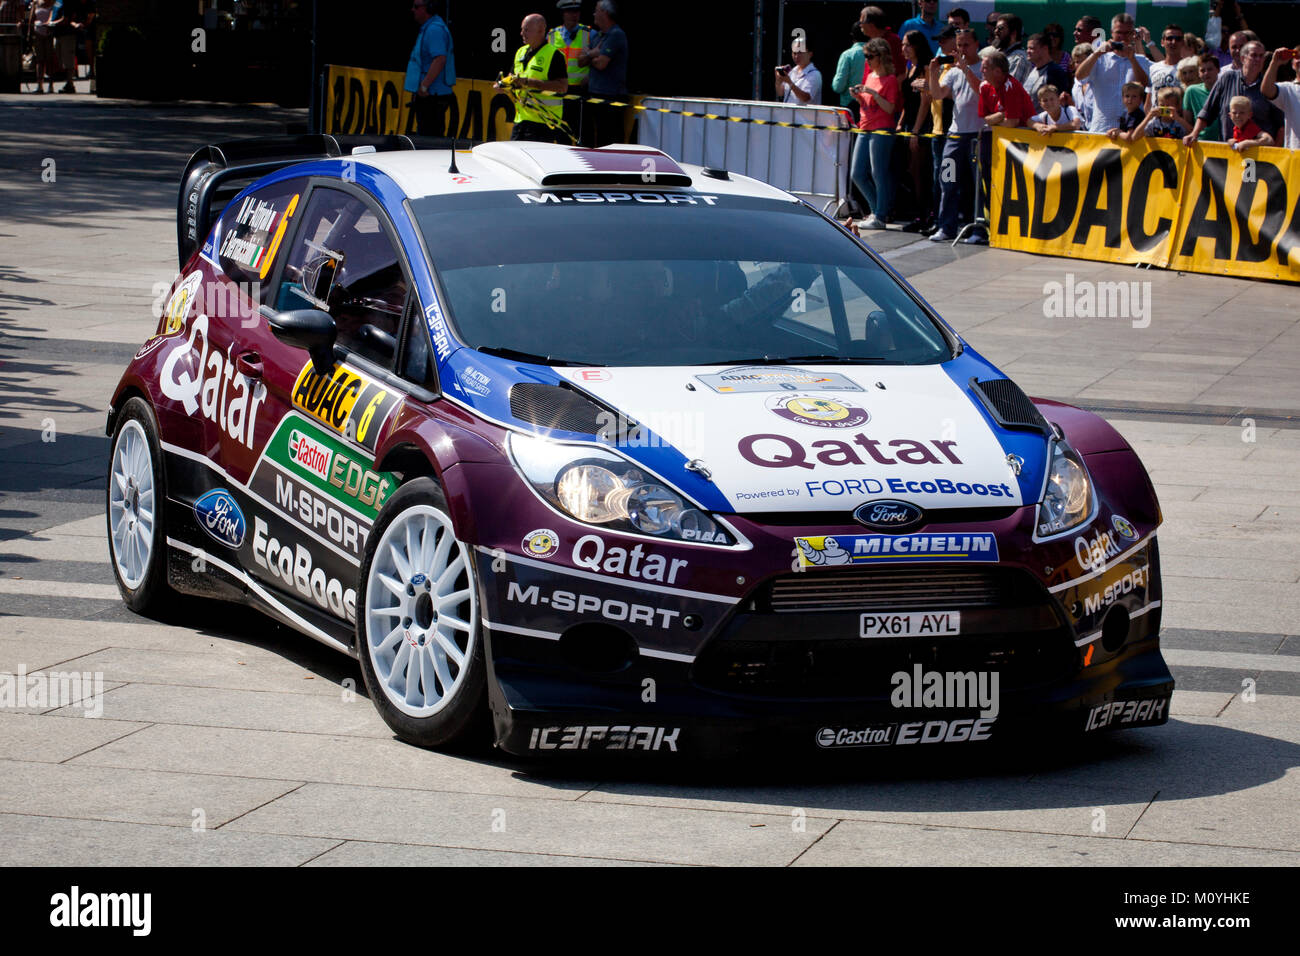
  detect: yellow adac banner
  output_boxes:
[1168,142,1300,282]
[988,127,1300,283]
[323,65,515,141]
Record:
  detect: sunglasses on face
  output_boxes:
[1163,34,1183,41]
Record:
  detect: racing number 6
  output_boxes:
[356,389,387,444]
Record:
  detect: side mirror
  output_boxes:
[270,309,337,376]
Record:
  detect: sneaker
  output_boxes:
[863,215,887,230]
[927,229,954,242]
[60,83,76,94]
[961,233,988,245]
[901,219,926,233]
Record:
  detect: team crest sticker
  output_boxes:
[1111,514,1138,540]
[765,393,870,429]
[523,529,559,558]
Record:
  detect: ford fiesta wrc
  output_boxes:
[105,135,1173,758]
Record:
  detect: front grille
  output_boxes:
[693,631,1077,699]
[755,566,1043,614]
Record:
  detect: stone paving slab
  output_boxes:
[69,723,599,801]
[303,841,669,867]
[222,782,833,867]
[794,820,1300,866]
[579,778,1155,841]
[0,812,341,867]
[0,758,303,828]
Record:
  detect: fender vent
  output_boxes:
[970,378,1050,434]
[509,382,640,440]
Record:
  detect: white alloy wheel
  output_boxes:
[364,504,478,718]
[108,418,157,590]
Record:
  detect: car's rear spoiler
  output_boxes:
[175,134,474,268]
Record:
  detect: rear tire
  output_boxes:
[106,397,172,613]
[356,476,487,749]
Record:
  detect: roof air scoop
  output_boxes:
[473,142,692,187]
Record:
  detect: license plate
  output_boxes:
[859,611,961,638]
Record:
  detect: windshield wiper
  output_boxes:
[477,346,603,368]
[701,354,888,365]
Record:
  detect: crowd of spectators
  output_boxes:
[813,4,1300,241]
[3,0,95,94]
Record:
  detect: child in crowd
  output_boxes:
[1134,86,1193,139]
[1228,95,1274,151]
[1107,82,1147,142]
[1030,85,1082,134]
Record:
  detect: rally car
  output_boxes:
[106,134,1172,757]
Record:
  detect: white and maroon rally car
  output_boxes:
[106,136,1172,757]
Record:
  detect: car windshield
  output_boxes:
[410,191,953,367]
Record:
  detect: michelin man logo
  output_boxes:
[797,536,851,566]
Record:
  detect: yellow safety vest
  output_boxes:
[547,23,591,88]
[513,42,564,126]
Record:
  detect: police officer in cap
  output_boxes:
[496,13,569,142]
[550,1,591,139]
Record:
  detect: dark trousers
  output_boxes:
[560,87,584,144]
[582,99,629,147]
[413,93,456,137]
[936,132,977,235]
[511,120,559,143]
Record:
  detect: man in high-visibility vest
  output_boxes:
[496,13,569,142]
[549,0,591,141]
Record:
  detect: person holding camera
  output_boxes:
[775,36,820,104]
[849,37,900,229]
[1074,13,1151,134]
[1261,45,1300,150]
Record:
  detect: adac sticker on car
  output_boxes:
[258,413,396,521]
[162,271,204,334]
[291,361,401,452]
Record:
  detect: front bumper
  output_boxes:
[455,462,1172,758]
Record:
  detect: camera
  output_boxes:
[935,55,955,65]
[1109,40,1124,51]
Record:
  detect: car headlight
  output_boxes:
[1036,438,1094,537]
[509,432,733,544]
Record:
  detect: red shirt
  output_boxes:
[978,75,1036,127]
[857,72,900,131]
[1232,118,1262,142]
[861,28,907,81]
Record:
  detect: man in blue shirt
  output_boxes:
[405,0,457,137]
[578,0,629,145]
[900,0,944,54]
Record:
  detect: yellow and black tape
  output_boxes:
[497,73,962,140]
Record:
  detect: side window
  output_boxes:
[275,187,407,370]
[214,178,306,303]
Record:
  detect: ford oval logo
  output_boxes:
[853,499,924,531]
[194,488,246,549]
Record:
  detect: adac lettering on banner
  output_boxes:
[324,65,515,142]
[989,128,1300,283]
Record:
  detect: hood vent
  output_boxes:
[970,378,1050,434]
[509,382,642,442]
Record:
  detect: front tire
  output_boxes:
[106,397,172,613]
[356,476,487,749]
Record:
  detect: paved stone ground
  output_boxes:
[0,95,1297,866]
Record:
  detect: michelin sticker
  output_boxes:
[796,533,999,566]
